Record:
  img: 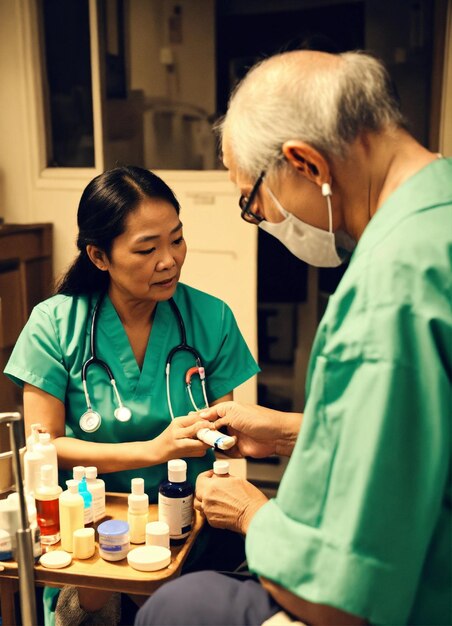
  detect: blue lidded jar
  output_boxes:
[98,519,130,561]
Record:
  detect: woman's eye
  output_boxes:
[136,247,156,255]
[173,237,184,246]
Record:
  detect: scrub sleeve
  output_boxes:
[246,159,452,626]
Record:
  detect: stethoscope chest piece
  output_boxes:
[80,409,102,433]
[114,406,132,422]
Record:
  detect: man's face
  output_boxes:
[222,136,333,231]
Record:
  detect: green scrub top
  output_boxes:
[246,158,452,625]
[5,282,259,498]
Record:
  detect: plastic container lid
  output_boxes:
[38,432,51,444]
[213,460,230,475]
[145,521,170,548]
[65,479,80,494]
[73,527,95,559]
[98,520,129,537]
[168,459,187,483]
[73,466,85,481]
[128,478,148,512]
[85,466,98,479]
[127,546,171,572]
[146,521,169,537]
[40,550,72,569]
[131,478,144,494]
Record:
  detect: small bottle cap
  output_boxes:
[168,459,187,483]
[146,521,170,549]
[29,424,42,446]
[127,546,171,572]
[213,460,230,475]
[73,527,95,559]
[129,478,149,511]
[66,479,80,494]
[131,478,144,495]
[40,550,72,569]
[38,432,50,444]
[73,466,85,481]
[85,466,97,479]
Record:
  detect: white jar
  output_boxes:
[98,520,130,561]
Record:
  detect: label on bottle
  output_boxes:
[158,493,193,539]
[92,501,106,522]
[84,505,93,525]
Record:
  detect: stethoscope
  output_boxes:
[79,294,209,433]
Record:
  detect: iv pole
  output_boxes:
[0,412,37,626]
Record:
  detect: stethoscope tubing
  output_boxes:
[80,293,209,429]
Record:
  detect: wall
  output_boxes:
[440,0,452,155]
[0,1,33,224]
[129,0,215,113]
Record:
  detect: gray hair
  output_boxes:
[219,50,406,178]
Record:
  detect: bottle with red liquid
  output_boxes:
[34,464,62,545]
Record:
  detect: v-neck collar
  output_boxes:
[97,295,173,396]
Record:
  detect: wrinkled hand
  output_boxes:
[194,470,268,534]
[199,402,290,458]
[155,414,214,462]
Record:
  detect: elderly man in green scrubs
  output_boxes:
[135,51,452,626]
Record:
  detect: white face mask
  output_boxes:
[259,184,355,267]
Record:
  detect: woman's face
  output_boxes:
[104,198,187,304]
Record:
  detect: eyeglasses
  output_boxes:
[239,171,266,224]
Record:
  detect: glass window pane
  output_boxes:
[41,0,94,167]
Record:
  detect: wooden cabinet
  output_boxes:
[0,223,53,411]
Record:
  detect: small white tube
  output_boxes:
[196,428,236,451]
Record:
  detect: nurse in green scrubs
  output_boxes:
[4,165,259,623]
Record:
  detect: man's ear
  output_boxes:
[282,140,331,189]
[86,245,109,271]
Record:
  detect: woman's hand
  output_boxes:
[153,414,215,462]
[194,470,268,534]
[199,402,302,458]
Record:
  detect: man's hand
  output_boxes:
[194,470,268,534]
[199,402,302,458]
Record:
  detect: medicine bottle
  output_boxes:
[85,466,106,522]
[59,479,84,552]
[26,423,41,450]
[73,466,93,525]
[158,459,193,543]
[0,529,12,560]
[34,464,62,545]
[6,493,42,561]
[34,432,58,485]
[128,478,149,544]
[213,460,230,476]
[0,499,17,560]
[24,427,45,496]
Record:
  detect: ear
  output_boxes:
[86,245,109,271]
[282,140,331,189]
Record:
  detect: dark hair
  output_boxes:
[56,166,180,295]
